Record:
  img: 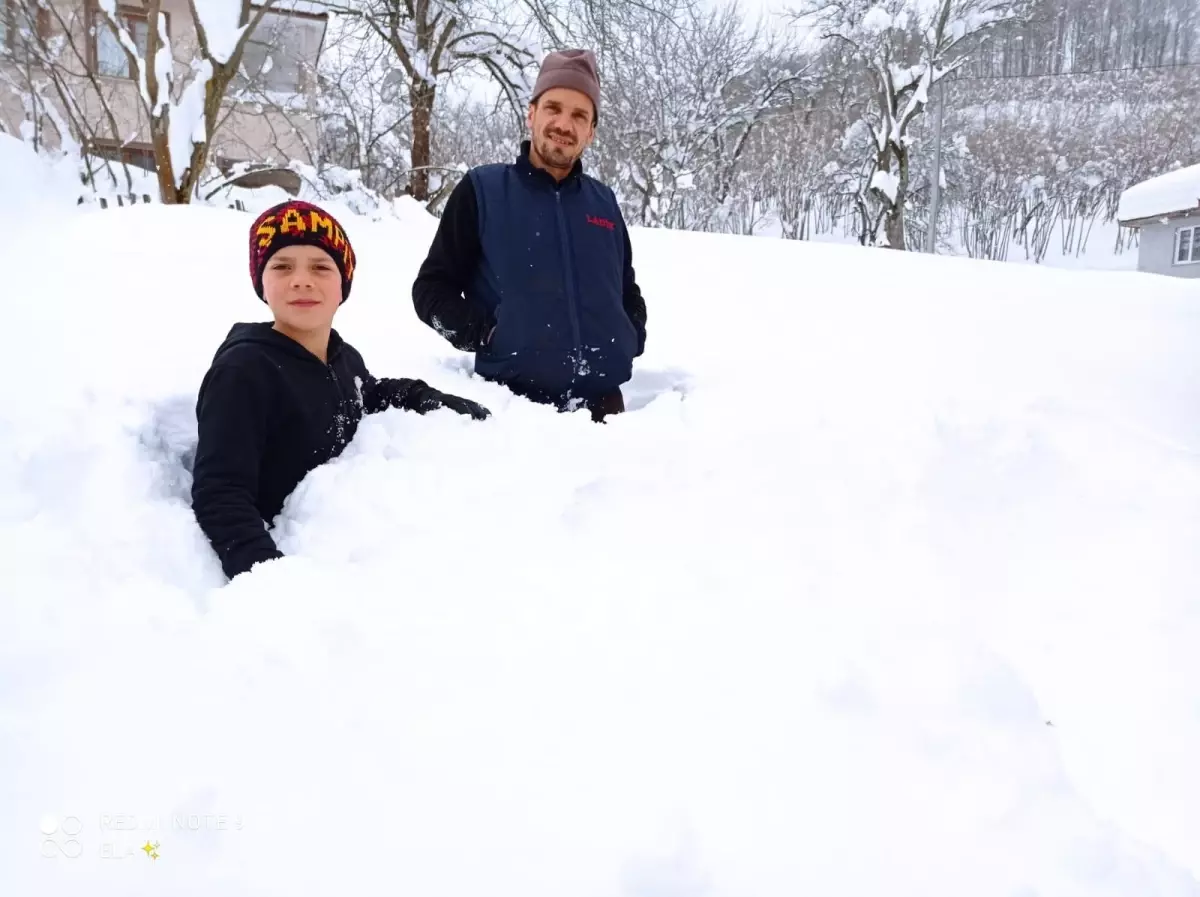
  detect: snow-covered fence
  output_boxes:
[78,192,157,210]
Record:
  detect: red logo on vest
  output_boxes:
[587,214,615,231]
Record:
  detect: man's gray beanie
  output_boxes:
[531,49,600,117]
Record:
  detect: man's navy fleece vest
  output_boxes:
[466,156,639,402]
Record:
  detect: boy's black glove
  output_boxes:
[410,385,491,420]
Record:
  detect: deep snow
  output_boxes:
[2,138,1200,897]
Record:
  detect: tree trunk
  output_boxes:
[149,116,180,203]
[855,190,871,245]
[176,138,212,204]
[410,80,436,201]
[887,145,909,250]
[883,204,905,249]
[176,76,227,203]
[151,70,230,203]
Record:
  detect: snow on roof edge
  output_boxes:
[253,0,330,16]
[1117,162,1200,224]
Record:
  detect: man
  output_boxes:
[412,48,647,422]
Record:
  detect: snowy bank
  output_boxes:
[0,132,426,224]
[1,142,1200,897]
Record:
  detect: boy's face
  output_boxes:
[262,244,342,333]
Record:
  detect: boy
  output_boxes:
[191,200,490,581]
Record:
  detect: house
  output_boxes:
[1117,163,1200,279]
[0,0,327,190]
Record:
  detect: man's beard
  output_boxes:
[537,130,578,167]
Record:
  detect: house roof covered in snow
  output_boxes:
[1117,163,1200,225]
[256,0,331,16]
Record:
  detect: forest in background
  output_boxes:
[4,0,1198,261]
[405,0,1200,260]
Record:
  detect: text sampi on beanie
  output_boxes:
[249,200,357,302]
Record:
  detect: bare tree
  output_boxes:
[308,10,520,205]
[312,15,414,196]
[322,0,539,202]
[914,60,1200,262]
[794,0,1035,249]
[559,0,807,230]
[427,87,523,208]
[1,0,328,203]
[96,0,283,203]
[0,0,159,195]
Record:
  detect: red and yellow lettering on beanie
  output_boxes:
[249,200,357,302]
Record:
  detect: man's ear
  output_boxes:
[526,101,536,132]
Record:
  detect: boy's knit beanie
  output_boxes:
[249,200,357,302]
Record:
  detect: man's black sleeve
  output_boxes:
[190,360,284,580]
[621,218,648,357]
[412,175,495,352]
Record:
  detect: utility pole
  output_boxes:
[925,78,945,254]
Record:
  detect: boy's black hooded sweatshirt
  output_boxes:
[191,323,430,580]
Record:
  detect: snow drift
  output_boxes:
[2,137,1200,897]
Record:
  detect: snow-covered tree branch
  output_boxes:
[795,0,1034,248]
[580,0,808,230]
[0,0,156,194]
[310,12,414,195]
[321,0,540,201]
[96,0,282,203]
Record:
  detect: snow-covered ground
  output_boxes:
[3,136,1200,896]
[752,210,1139,271]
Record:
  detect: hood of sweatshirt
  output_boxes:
[210,322,347,367]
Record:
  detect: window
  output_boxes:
[92,7,149,78]
[88,138,156,173]
[234,9,324,94]
[2,0,51,59]
[1175,225,1200,265]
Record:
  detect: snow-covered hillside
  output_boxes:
[2,138,1200,897]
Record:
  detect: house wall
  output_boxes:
[0,0,320,178]
[1138,213,1200,278]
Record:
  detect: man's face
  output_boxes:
[262,244,342,334]
[527,87,596,175]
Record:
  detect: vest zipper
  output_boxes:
[554,190,584,368]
